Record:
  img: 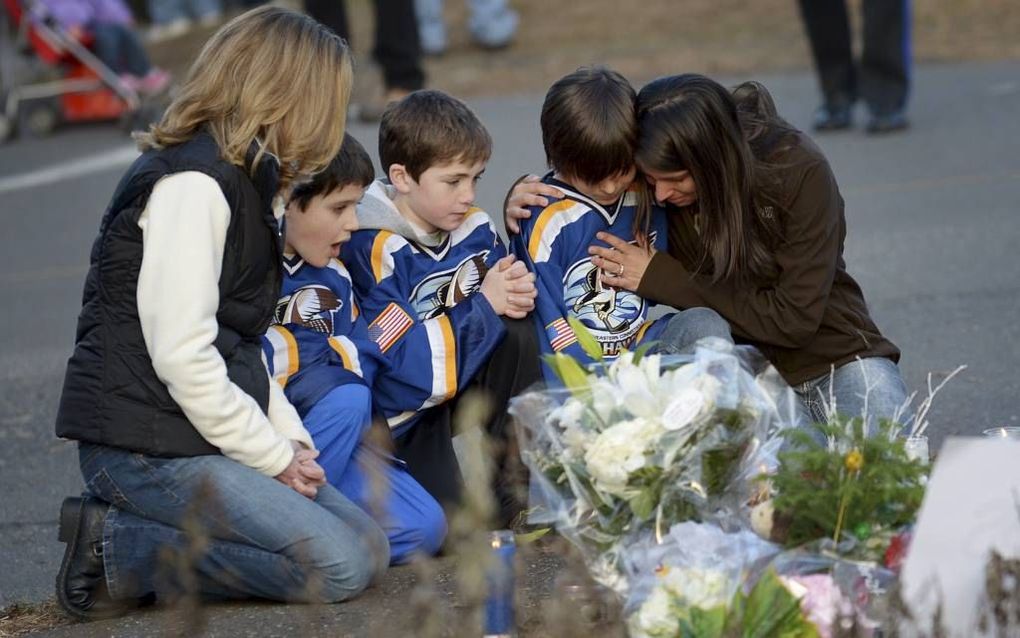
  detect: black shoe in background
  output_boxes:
[56,496,129,621]
[866,109,910,134]
[812,103,853,132]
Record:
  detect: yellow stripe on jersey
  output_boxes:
[439,315,456,400]
[634,320,654,345]
[421,315,458,408]
[528,199,578,260]
[266,325,299,387]
[327,336,365,378]
[371,231,394,283]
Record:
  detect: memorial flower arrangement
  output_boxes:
[510,326,786,586]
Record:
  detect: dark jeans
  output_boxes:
[89,22,152,76]
[78,442,389,603]
[797,0,911,114]
[394,317,541,526]
[304,0,425,91]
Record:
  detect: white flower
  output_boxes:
[630,585,679,638]
[584,417,661,494]
[661,566,730,609]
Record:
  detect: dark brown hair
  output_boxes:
[378,90,492,181]
[289,133,374,211]
[634,74,795,283]
[540,66,637,184]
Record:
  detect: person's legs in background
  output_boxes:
[466,0,517,50]
[860,0,911,133]
[372,0,425,101]
[413,0,447,55]
[796,0,856,131]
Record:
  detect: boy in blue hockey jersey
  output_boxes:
[509,67,730,379]
[263,134,445,563]
[342,91,541,525]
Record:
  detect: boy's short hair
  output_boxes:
[541,66,637,184]
[289,133,375,211]
[378,90,492,181]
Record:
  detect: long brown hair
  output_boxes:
[634,74,795,283]
[136,6,353,189]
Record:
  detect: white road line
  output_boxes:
[0,145,138,195]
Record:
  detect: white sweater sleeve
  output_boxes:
[136,172,300,476]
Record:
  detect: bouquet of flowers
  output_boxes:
[509,330,796,588]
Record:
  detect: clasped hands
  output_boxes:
[275,440,327,499]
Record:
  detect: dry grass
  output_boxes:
[0,601,73,637]
[150,0,1020,100]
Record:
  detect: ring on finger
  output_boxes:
[617,263,625,276]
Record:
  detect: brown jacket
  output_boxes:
[637,132,899,386]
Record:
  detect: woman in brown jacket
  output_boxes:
[506,73,907,429]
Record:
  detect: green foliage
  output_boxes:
[542,353,590,396]
[729,569,820,638]
[567,316,604,363]
[771,416,927,552]
[679,605,727,637]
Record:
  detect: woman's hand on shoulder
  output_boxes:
[588,232,656,293]
[504,174,564,234]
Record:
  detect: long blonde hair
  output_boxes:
[136,6,353,189]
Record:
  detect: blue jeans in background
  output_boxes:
[793,356,910,432]
[78,442,389,603]
[147,0,223,25]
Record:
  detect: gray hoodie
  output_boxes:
[356,180,446,248]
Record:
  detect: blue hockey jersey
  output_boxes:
[261,255,388,418]
[509,174,674,378]
[341,180,507,436]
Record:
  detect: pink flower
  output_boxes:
[780,574,853,638]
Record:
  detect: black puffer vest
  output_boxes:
[55,133,283,457]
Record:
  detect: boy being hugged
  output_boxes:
[509,67,677,376]
[508,67,734,380]
[264,134,445,564]
[342,90,540,526]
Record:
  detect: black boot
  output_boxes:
[56,496,128,620]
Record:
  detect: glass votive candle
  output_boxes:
[903,435,930,462]
[982,426,1020,440]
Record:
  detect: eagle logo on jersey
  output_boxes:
[273,284,343,334]
[562,233,656,355]
[408,251,491,320]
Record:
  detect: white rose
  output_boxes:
[663,567,730,609]
[584,418,660,494]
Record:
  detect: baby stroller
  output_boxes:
[0,0,159,142]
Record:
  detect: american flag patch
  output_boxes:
[367,303,414,353]
[546,318,577,352]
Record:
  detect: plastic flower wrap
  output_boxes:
[508,336,798,590]
[622,522,781,637]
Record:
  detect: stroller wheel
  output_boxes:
[21,100,60,138]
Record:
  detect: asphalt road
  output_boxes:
[1,60,1018,633]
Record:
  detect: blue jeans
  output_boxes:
[654,307,734,355]
[793,357,910,432]
[79,442,389,603]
